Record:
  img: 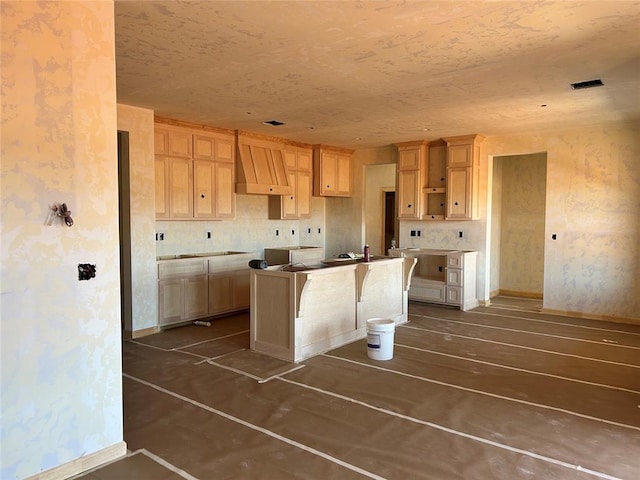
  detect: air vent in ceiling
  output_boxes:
[263,120,286,126]
[570,79,604,90]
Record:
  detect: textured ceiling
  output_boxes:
[115,1,640,149]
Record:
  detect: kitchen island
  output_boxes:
[250,256,416,362]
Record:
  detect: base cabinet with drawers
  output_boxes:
[389,248,478,311]
[157,252,253,327]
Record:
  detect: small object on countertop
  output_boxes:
[193,320,211,327]
[248,259,268,269]
[364,244,370,262]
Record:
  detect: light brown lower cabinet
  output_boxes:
[158,254,253,328]
[158,275,208,327]
[208,269,250,315]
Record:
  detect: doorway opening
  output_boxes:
[364,164,396,256]
[489,152,547,301]
[117,131,132,335]
[383,190,395,255]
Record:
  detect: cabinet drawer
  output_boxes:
[447,253,464,269]
[158,259,207,279]
[446,286,462,305]
[446,268,463,286]
[208,254,253,272]
[409,281,446,303]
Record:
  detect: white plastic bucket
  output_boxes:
[366,318,396,360]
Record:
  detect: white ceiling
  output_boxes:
[114,1,640,149]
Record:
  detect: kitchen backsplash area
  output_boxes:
[155,194,327,258]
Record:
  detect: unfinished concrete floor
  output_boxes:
[74,297,640,479]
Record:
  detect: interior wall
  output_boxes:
[117,104,158,333]
[1,2,125,478]
[484,123,639,322]
[364,164,396,256]
[497,153,547,296]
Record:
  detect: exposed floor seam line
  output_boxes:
[320,353,640,432]
[126,339,210,359]
[399,324,640,368]
[123,373,388,480]
[275,376,622,480]
[451,309,640,337]
[193,348,248,365]
[409,314,640,349]
[172,329,250,350]
[395,343,640,394]
[138,449,201,480]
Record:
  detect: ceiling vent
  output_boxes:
[263,120,286,126]
[570,79,604,90]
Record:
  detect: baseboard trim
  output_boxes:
[26,441,127,480]
[497,289,543,299]
[540,308,639,326]
[130,326,160,339]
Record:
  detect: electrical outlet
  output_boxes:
[275,229,279,236]
[156,232,164,241]
[291,229,295,236]
[458,231,463,238]
[207,231,211,239]
[317,228,321,234]
[410,230,416,237]
[307,228,311,234]
[417,230,422,237]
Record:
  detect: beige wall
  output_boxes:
[485,123,639,322]
[1,2,124,478]
[117,105,158,332]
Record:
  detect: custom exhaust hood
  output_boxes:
[236,131,293,195]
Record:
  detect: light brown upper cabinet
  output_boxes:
[395,135,483,221]
[443,134,484,220]
[193,132,236,219]
[395,141,428,219]
[313,145,353,197]
[268,146,313,219]
[154,121,236,220]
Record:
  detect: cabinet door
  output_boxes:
[398,148,421,171]
[155,128,192,158]
[319,152,338,195]
[158,278,183,326]
[168,157,193,218]
[183,275,209,320]
[336,154,352,195]
[209,273,234,315]
[296,169,312,218]
[155,157,170,218]
[233,269,251,309]
[398,169,420,219]
[193,159,235,219]
[447,143,472,168]
[281,171,298,219]
[193,159,215,218]
[214,161,235,218]
[446,167,471,220]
